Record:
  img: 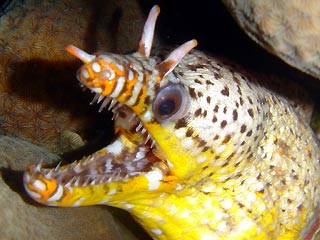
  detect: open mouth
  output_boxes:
[24,96,171,193]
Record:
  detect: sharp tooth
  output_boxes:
[108,99,117,111]
[141,127,147,134]
[90,93,100,105]
[99,98,111,112]
[36,160,43,171]
[136,122,143,132]
[112,103,122,112]
[55,161,62,171]
[83,177,91,186]
[46,169,54,178]
[67,176,75,185]
[112,112,119,120]
[97,95,105,103]
[90,179,96,186]
[99,176,106,184]
[107,176,113,183]
[74,176,81,187]
[145,134,151,144]
[151,140,156,148]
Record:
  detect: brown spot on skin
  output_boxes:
[237,85,242,95]
[234,161,241,167]
[248,96,253,104]
[206,96,211,104]
[194,79,202,84]
[203,110,207,117]
[186,128,193,137]
[223,107,227,114]
[240,97,244,106]
[222,135,231,144]
[220,120,227,128]
[214,72,222,79]
[221,86,230,96]
[233,110,238,121]
[174,118,187,129]
[213,134,220,140]
[144,96,151,105]
[240,124,247,133]
[194,108,202,117]
[202,146,210,152]
[188,87,197,99]
[214,105,219,113]
[198,139,207,147]
[248,109,254,118]
[221,161,229,167]
[246,130,253,137]
[197,92,203,98]
[212,116,217,123]
[206,80,214,85]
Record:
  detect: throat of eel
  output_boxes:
[23,5,198,207]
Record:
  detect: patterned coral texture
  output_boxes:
[0,0,114,153]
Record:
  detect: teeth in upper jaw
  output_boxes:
[129,114,136,122]
[112,103,122,112]
[112,112,119,120]
[36,160,43,171]
[108,99,117,111]
[90,93,100,105]
[97,95,105,103]
[99,98,111,112]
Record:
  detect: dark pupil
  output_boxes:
[158,99,176,116]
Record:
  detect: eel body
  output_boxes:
[23,5,320,240]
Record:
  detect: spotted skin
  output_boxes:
[23,5,320,239]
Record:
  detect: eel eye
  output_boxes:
[152,84,189,122]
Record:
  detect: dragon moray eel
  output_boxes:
[23,5,320,239]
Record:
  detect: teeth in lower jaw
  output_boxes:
[151,140,156,148]
[99,98,111,112]
[46,169,54,178]
[83,177,91,186]
[55,161,62,171]
[136,122,143,132]
[141,127,147,134]
[145,134,151,144]
[74,176,81,187]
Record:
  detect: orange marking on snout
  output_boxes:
[26,172,59,203]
